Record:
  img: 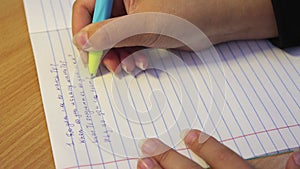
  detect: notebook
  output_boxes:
[23,0,300,168]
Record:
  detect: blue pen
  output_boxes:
[89,0,114,77]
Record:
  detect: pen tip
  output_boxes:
[90,73,96,78]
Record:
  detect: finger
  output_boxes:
[72,0,95,35]
[102,49,121,73]
[286,151,300,169]
[183,129,253,169]
[126,47,149,71]
[116,48,136,73]
[72,14,185,51]
[134,52,148,71]
[137,158,163,169]
[121,47,149,71]
[139,138,202,169]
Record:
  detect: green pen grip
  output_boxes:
[88,51,103,77]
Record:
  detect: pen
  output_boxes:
[89,0,114,77]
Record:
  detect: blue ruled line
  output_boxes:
[40,0,80,168]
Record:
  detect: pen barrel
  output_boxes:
[92,0,114,22]
[89,0,113,76]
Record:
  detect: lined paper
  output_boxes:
[23,0,300,168]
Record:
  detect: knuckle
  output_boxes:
[122,34,163,48]
[72,0,80,12]
[215,147,236,162]
[72,0,83,11]
[216,150,228,161]
[72,0,93,14]
[156,150,172,164]
[141,34,181,49]
[190,140,205,155]
[123,0,138,14]
[142,34,163,48]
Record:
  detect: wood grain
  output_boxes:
[0,0,292,168]
[0,0,54,168]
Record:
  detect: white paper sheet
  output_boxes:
[23,0,300,168]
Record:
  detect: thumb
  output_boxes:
[73,12,209,52]
[286,151,300,169]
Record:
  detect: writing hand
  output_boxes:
[72,0,278,73]
[72,0,147,73]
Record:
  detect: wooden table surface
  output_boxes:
[0,0,292,168]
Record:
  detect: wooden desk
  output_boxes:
[0,0,291,168]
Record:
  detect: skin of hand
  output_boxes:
[72,0,278,73]
[137,129,300,169]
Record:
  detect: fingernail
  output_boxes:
[106,66,113,73]
[121,60,135,74]
[184,130,198,145]
[107,65,122,74]
[139,139,158,156]
[122,64,131,74]
[73,31,90,49]
[198,132,210,144]
[293,150,300,166]
[139,158,155,169]
[136,62,146,70]
[106,65,114,73]
[136,60,148,70]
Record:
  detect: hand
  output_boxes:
[72,0,278,73]
[137,129,300,169]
